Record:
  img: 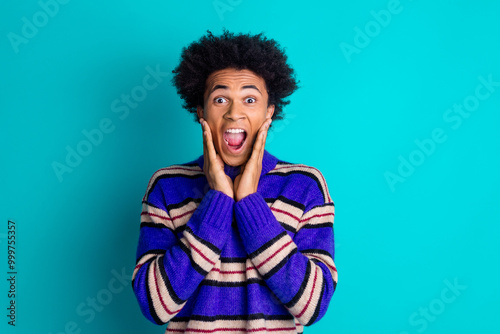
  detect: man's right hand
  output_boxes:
[200,118,234,199]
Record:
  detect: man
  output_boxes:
[132,29,338,334]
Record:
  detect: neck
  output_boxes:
[224,163,242,180]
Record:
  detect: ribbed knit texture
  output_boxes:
[132,149,338,334]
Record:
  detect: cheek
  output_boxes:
[251,116,268,132]
[213,133,222,147]
[209,126,222,146]
[247,130,259,145]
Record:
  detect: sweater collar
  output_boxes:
[196,149,278,180]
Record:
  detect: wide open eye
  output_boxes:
[245,97,256,103]
[214,97,227,104]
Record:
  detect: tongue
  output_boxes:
[224,132,245,146]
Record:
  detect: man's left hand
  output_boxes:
[234,118,272,202]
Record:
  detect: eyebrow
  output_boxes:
[209,84,262,95]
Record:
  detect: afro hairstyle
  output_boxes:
[171,29,299,123]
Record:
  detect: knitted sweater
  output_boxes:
[132,149,338,334]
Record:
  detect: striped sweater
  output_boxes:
[132,149,338,334]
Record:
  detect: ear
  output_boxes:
[266,104,275,119]
[196,106,204,120]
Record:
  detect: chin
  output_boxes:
[221,153,247,167]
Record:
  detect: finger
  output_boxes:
[203,119,218,165]
[257,119,272,166]
[201,118,209,174]
[247,120,267,168]
[215,152,225,169]
[259,119,271,161]
[204,120,226,173]
[201,119,214,162]
[250,119,271,166]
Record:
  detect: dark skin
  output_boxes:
[200,117,271,201]
[197,68,274,201]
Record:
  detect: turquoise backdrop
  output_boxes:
[1,0,499,333]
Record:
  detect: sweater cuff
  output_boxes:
[234,192,284,253]
[189,189,234,248]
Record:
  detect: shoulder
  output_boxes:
[141,158,204,203]
[269,157,334,207]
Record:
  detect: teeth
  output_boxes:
[225,128,245,133]
[224,128,246,146]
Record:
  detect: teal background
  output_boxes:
[1,0,499,333]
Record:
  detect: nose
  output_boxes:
[224,101,245,121]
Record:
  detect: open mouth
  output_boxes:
[223,129,247,153]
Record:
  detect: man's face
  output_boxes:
[197,68,274,167]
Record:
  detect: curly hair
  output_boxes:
[171,29,299,123]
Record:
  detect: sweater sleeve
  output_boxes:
[234,190,337,326]
[132,180,234,325]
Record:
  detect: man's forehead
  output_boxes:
[208,84,262,97]
[205,68,267,92]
